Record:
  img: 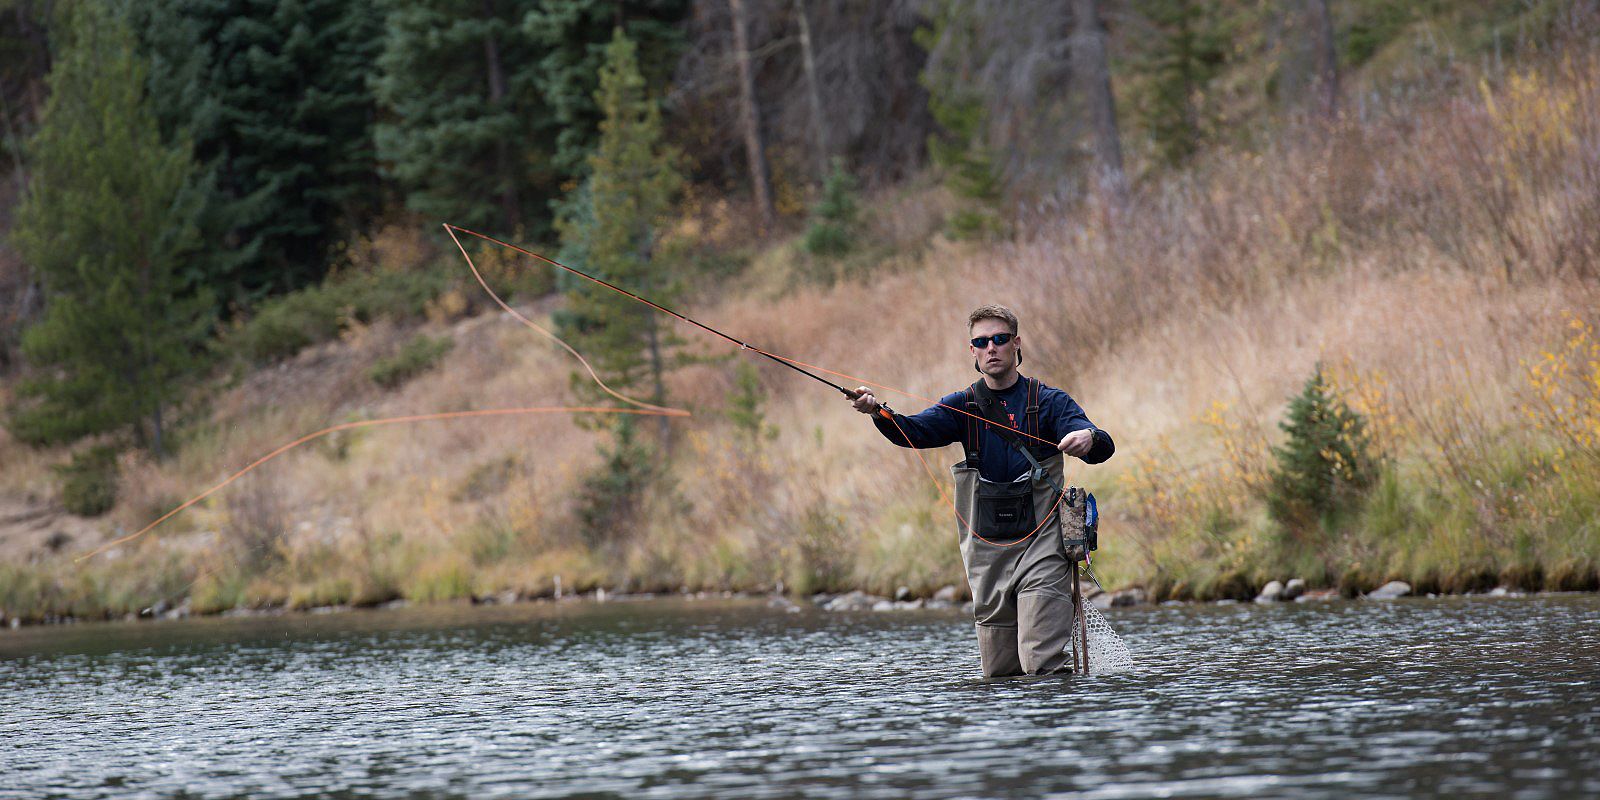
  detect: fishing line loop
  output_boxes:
[447,224,1080,548]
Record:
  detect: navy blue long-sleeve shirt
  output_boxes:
[871,376,1114,482]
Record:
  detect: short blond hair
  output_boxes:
[967,305,1018,334]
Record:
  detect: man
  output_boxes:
[850,305,1114,677]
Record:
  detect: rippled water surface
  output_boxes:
[4,595,1599,799]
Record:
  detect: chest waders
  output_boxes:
[954,379,1093,677]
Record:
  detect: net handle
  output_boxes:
[1073,560,1090,675]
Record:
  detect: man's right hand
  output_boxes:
[849,386,883,415]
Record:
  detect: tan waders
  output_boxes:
[953,452,1076,677]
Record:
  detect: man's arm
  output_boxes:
[1049,392,1115,464]
[851,387,963,449]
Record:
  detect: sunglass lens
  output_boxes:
[970,333,1013,348]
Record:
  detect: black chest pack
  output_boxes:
[964,378,1098,553]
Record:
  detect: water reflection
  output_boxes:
[3,596,1598,798]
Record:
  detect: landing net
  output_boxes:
[1077,602,1136,673]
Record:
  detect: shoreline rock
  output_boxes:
[1366,581,1412,600]
[1253,578,1310,603]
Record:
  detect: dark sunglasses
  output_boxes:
[970,333,1014,348]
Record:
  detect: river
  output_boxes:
[3,594,1597,799]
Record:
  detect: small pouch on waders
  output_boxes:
[1059,487,1099,559]
[976,476,1037,542]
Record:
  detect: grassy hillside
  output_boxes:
[3,26,1599,623]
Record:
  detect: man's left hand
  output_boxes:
[1058,429,1094,458]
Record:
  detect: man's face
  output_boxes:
[969,318,1019,377]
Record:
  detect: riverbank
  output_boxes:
[7,568,1591,631]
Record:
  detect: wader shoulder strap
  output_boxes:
[963,386,982,464]
[1025,377,1042,439]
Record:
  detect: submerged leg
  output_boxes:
[976,624,1023,677]
[1017,589,1076,675]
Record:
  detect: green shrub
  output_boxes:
[403,558,473,602]
[230,269,452,363]
[0,564,50,620]
[802,222,852,258]
[944,208,1003,241]
[55,446,119,517]
[349,269,452,319]
[802,161,861,258]
[727,361,776,445]
[1205,568,1256,602]
[287,577,355,610]
[576,416,655,544]
[1547,559,1599,592]
[1341,1,1417,67]
[352,530,409,606]
[229,283,342,362]
[787,505,851,596]
[190,569,251,615]
[368,334,454,388]
[1267,365,1377,531]
[465,519,519,566]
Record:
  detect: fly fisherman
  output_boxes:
[849,305,1114,677]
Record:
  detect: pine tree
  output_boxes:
[1268,365,1377,530]
[1133,0,1229,167]
[555,28,682,411]
[7,2,212,457]
[373,0,555,239]
[136,0,384,307]
[727,361,775,447]
[557,29,683,541]
[802,158,860,258]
